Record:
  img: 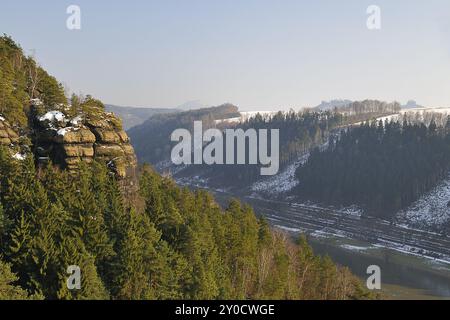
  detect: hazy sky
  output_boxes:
[2,0,450,110]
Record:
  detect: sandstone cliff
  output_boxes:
[1,101,137,182]
[0,116,19,146]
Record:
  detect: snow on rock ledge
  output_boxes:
[12,152,26,161]
[33,107,137,179]
[38,111,66,123]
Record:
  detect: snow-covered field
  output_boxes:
[401,106,450,114]
[378,107,450,123]
[352,106,450,126]
[396,174,450,231]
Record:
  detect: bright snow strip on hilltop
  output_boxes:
[353,107,450,126]
[215,111,278,124]
[400,106,450,114]
[396,174,450,230]
[0,115,5,121]
[251,153,309,194]
[38,111,66,123]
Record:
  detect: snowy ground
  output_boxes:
[369,107,450,124]
[250,153,309,194]
[215,111,278,124]
[396,174,450,231]
[351,107,450,126]
[401,106,450,114]
[250,141,330,196]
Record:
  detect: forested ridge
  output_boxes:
[0,35,373,300]
[172,102,400,188]
[0,149,372,299]
[0,35,66,128]
[296,119,450,218]
[129,99,400,174]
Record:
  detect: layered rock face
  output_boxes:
[1,102,138,187]
[0,117,19,146]
[33,108,137,179]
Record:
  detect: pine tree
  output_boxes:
[71,163,114,267]
[109,208,159,299]
[0,259,41,300]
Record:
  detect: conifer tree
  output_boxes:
[0,259,41,300]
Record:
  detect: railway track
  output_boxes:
[214,193,450,263]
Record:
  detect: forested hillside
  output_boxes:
[0,149,371,299]
[162,103,399,189]
[178,110,344,187]
[0,35,372,300]
[128,103,240,164]
[296,119,450,218]
[0,36,67,128]
[334,100,401,115]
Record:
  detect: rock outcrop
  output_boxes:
[33,107,137,180]
[0,116,19,146]
[1,102,138,188]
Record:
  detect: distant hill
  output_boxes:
[105,104,178,130]
[105,100,209,129]
[313,99,352,111]
[401,100,424,109]
[314,99,423,112]
[176,100,209,111]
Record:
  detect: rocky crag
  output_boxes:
[0,115,19,146]
[1,100,137,185]
[0,35,138,186]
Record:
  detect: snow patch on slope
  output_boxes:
[396,174,450,230]
[250,153,309,194]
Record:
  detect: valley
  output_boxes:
[204,189,450,299]
[4,0,450,306]
[139,102,450,299]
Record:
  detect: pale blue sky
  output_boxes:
[1,0,450,110]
